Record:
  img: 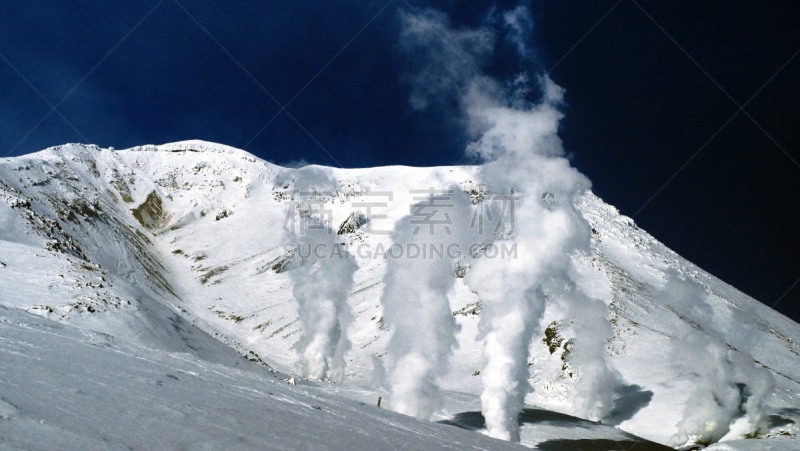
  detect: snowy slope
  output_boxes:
[0,304,528,450]
[0,140,797,449]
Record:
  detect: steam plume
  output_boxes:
[564,260,620,422]
[656,271,774,446]
[279,167,358,382]
[381,189,474,419]
[398,5,617,440]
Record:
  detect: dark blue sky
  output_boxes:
[2,1,798,321]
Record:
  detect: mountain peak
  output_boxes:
[152,140,252,156]
[1,142,798,448]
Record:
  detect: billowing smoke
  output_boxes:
[466,136,597,441]
[381,189,475,419]
[564,259,620,422]
[398,5,617,441]
[655,271,774,446]
[279,167,358,382]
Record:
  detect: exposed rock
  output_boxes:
[337,211,368,235]
[131,191,169,230]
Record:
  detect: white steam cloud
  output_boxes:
[380,189,475,419]
[398,5,618,441]
[564,259,621,422]
[656,271,774,446]
[502,5,535,62]
[279,168,358,382]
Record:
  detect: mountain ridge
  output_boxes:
[1,140,798,449]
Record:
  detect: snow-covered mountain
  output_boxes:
[1,140,797,449]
